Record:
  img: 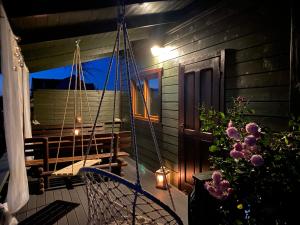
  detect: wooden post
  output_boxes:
[112,133,121,175]
[43,137,49,189]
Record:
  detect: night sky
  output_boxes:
[0,57,116,96]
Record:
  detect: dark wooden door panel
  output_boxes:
[179,56,222,193]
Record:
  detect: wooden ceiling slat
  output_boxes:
[3,0,172,18]
[22,24,171,72]
[14,11,179,44]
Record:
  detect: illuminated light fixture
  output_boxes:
[76,115,82,123]
[155,166,170,189]
[150,45,163,57]
[150,45,178,62]
[74,129,80,136]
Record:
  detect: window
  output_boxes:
[132,68,162,122]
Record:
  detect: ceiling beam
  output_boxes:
[22,24,164,72]
[3,0,168,18]
[15,11,179,45]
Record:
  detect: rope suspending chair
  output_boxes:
[53,41,101,176]
[80,2,184,225]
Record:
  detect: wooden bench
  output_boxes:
[31,123,105,137]
[24,131,131,193]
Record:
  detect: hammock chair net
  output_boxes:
[82,168,182,225]
[79,2,183,225]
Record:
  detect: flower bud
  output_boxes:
[230,150,244,159]
[244,135,256,146]
[228,120,233,128]
[234,142,243,151]
[226,127,241,141]
[250,154,264,167]
[245,122,259,134]
[212,171,222,185]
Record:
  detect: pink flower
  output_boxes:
[242,142,247,149]
[211,190,224,200]
[241,149,252,160]
[204,172,232,200]
[226,127,241,140]
[236,96,245,102]
[230,150,244,159]
[227,188,234,195]
[212,171,222,185]
[228,120,234,127]
[234,142,243,151]
[250,154,264,167]
[244,135,256,146]
[245,123,259,135]
[253,132,261,139]
[249,145,259,153]
[220,180,230,190]
[206,185,215,193]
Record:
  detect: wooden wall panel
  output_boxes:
[121,0,291,186]
[33,90,120,127]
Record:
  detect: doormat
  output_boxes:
[19,200,80,225]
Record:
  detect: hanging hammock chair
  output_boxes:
[79,2,183,225]
[53,40,102,176]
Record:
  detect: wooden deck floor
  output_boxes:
[15,157,188,225]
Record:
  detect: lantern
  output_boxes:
[74,128,80,136]
[76,116,82,123]
[155,167,170,189]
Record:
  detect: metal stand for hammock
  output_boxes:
[79,2,183,225]
[53,41,101,176]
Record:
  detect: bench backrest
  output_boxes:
[24,137,48,160]
[47,133,114,158]
[32,123,105,137]
[24,131,131,161]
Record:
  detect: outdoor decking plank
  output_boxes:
[45,190,55,205]
[27,194,37,212]
[15,157,188,225]
[69,187,88,225]
[61,188,79,225]
[75,185,89,217]
[52,188,68,225]
[36,191,46,211]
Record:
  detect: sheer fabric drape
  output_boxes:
[1,1,31,214]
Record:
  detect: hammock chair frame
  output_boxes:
[53,40,101,176]
[80,1,183,224]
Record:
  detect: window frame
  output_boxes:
[131,68,162,123]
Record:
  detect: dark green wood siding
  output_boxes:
[34,89,120,129]
[121,0,291,185]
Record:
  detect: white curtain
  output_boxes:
[23,66,32,139]
[0,1,30,214]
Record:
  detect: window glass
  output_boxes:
[148,78,159,116]
[135,82,144,115]
[132,68,161,122]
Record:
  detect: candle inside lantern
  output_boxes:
[74,128,80,136]
[76,116,82,123]
[155,166,170,189]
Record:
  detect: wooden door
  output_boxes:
[179,56,224,192]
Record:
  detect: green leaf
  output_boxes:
[209,145,218,153]
[284,136,289,145]
[220,112,225,119]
